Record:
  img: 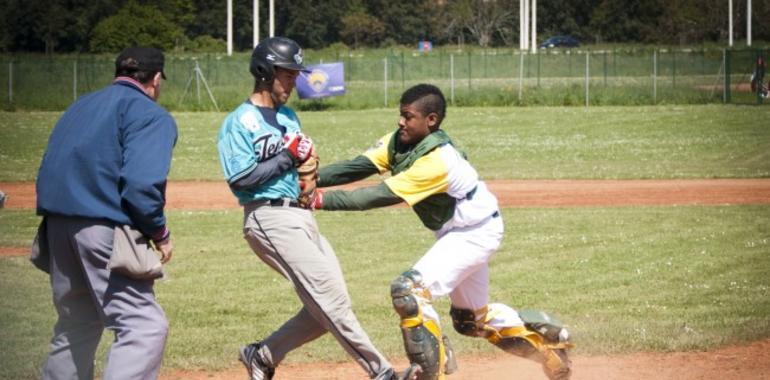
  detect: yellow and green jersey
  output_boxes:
[319,130,499,231]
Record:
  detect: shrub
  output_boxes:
[90,1,184,52]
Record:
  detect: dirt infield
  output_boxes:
[161,338,770,380]
[3,179,770,378]
[2,179,770,211]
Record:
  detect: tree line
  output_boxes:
[2,0,768,53]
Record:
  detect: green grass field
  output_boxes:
[2,105,770,182]
[0,105,769,379]
[1,206,769,379]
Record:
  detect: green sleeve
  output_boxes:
[318,155,379,187]
[322,182,403,211]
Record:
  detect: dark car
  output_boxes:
[538,35,580,49]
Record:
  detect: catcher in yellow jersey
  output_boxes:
[308,84,573,380]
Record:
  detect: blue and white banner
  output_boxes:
[297,62,346,99]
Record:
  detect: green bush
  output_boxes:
[89,1,184,53]
[189,35,226,53]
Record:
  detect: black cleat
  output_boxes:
[238,342,275,380]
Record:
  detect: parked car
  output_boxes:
[538,35,580,49]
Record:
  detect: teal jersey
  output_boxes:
[217,102,301,205]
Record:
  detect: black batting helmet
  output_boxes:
[249,37,308,82]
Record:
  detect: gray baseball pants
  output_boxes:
[42,215,168,380]
[243,203,393,379]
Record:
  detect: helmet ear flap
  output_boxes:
[250,59,274,83]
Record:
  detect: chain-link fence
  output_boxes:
[0,48,766,112]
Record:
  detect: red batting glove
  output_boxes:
[283,133,314,163]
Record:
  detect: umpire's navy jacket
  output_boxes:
[36,78,177,240]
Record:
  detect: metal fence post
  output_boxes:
[757,49,764,105]
[653,49,657,104]
[346,51,352,82]
[401,51,405,89]
[383,58,388,107]
[585,51,590,107]
[483,49,487,78]
[518,51,524,101]
[196,61,201,105]
[8,61,12,103]
[536,51,541,87]
[525,49,530,77]
[603,51,608,86]
[467,51,472,90]
[724,49,731,104]
[450,54,455,105]
[672,49,677,88]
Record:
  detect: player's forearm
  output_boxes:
[318,155,378,187]
[321,182,402,210]
[229,150,295,191]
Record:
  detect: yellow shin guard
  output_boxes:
[400,314,446,380]
[487,326,573,380]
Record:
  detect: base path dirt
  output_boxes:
[3,179,770,210]
[163,338,770,380]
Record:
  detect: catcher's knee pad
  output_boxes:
[390,270,446,380]
[390,269,423,319]
[449,305,488,338]
[488,309,574,380]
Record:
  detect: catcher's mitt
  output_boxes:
[297,149,319,209]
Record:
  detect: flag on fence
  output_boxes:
[296,63,346,99]
[418,40,433,53]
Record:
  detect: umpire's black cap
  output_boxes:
[115,47,167,79]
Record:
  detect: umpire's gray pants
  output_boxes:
[42,216,168,380]
[243,203,392,379]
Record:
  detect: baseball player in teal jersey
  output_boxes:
[308,84,574,380]
[216,37,418,380]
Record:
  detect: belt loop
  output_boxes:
[465,186,478,200]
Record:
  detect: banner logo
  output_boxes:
[297,62,346,99]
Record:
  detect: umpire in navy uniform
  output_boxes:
[35,46,177,380]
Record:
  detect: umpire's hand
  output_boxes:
[156,238,173,264]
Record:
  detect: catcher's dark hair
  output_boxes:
[400,83,446,127]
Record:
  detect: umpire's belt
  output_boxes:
[250,198,301,208]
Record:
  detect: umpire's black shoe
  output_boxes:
[239,342,275,380]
